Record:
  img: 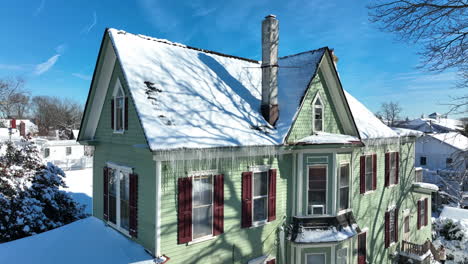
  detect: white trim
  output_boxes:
[292,153,297,217]
[252,169,269,226]
[249,165,271,172]
[105,162,133,236]
[306,164,328,215]
[337,162,351,213]
[305,253,326,264]
[187,235,215,245]
[154,160,162,256]
[332,152,337,215]
[81,40,117,140]
[297,152,303,216]
[112,79,126,134]
[312,92,324,133]
[191,173,215,240]
[188,169,218,177]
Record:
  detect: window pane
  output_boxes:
[253,172,268,197]
[309,190,326,205]
[309,167,326,181]
[193,176,212,207]
[116,97,124,130]
[339,187,349,211]
[314,119,322,131]
[340,164,349,187]
[109,169,117,224]
[337,248,348,264]
[193,205,212,239]
[307,254,325,264]
[315,97,322,106]
[253,197,267,222]
[120,172,129,231]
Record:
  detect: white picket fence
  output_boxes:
[45,156,93,171]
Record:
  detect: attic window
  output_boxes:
[112,80,128,133]
[312,94,323,132]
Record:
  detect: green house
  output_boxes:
[78,15,437,264]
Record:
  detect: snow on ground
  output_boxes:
[432,214,468,263]
[62,168,93,214]
[440,206,468,221]
[0,217,154,264]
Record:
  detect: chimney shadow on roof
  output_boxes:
[197,53,261,115]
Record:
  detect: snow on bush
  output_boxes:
[0,140,85,242]
[432,216,468,263]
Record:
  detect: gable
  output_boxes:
[283,51,360,144]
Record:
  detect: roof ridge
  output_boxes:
[279,47,328,60]
[109,28,260,64]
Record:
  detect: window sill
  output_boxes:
[187,235,215,245]
[106,221,131,238]
[387,184,398,188]
[251,220,269,228]
[337,208,352,215]
[113,130,125,135]
[362,190,376,196]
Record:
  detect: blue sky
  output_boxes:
[0,0,463,119]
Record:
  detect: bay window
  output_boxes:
[338,163,350,211]
[308,165,327,215]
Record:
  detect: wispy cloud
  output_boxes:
[192,7,217,17]
[55,44,67,54]
[0,64,24,71]
[72,73,92,81]
[34,0,45,16]
[81,11,97,34]
[34,54,60,75]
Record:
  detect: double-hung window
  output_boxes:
[385,152,399,186]
[253,171,268,224]
[360,154,376,194]
[192,175,213,240]
[385,208,398,247]
[313,95,323,132]
[338,163,350,211]
[114,87,125,132]
[306,253,326,264]
[417,198,428,229]
[337,248,348,264]
[308,165,327,215]
[66,146,72,156]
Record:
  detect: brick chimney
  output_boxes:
[261,14,279,126]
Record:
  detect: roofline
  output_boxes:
[279,47,328,60]
[77,28,109,142]
[427,133,467,151]
[114,29,260,64]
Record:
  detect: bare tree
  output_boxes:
[0,78,29,118]
[378,101,403,126]
[368,0,467,113]
[31,96,83,138]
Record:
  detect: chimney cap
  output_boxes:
[265,14,276,19]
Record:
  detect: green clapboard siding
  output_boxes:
[286,71,344,143]
[159,154,292,264]
[92,60,156,253]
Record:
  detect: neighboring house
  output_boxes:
[78,16,435,264]
[415,132,468,171]
[398,116,464,133]
[34,139,91,170]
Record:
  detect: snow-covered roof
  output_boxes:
[296,132,361,145]
[107,29,401,151]
[294,225,358,243]
[344,91,398,139]
[440,206,468,221]
[429,132,468,151]
[403,117,464,133]
[392,127,424,137]
[412,182,439,192]
[0,217,154,264]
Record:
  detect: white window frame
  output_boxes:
[337,247,348,264]
[307,164,328,215]
[252,167,269,227]
[363,154,374,193]
[112,80,125,134]
[106,162,132,236]
[312,93,324,132]
[44,148,50,158]
[305,253,326,264]
[190,171,215,242]
[338,162,350,213]
[388,152,398,186]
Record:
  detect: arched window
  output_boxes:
[312,94,323,132]
[113,82,126,132]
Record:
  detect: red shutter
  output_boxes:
[111,99,115,129]
[178,177,192,244]
[424,198,429,226]
[395,208,399,242]
[241,172,253,228]
[384,211,390,248]
[129,173,138,237]
[358,232,366,264]
[268,169,277,222]
[417,200,421,230]
[372,154,377,190]
[360,156,366,194]
[395,152,400,184]
[124,97,129,130]
[19,122,26,137]
[384,153,390,187]
[10,119,16,129]
[213,174,224,236]
[103,167,109,221]
[266,259,276,264]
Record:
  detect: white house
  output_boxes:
[400,116,464,133]
[0,119,38,136]
[416,132,468,171]
[34,139,92,170]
